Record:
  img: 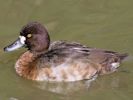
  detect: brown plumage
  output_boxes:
[4,22,128,82]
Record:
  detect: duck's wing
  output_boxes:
[49,41,90,52]
[38,41,127,74]
[47,41,91,59]
[37,41,91,66]
[48,41,127,62]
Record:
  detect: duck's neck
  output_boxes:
[31,50,48,57]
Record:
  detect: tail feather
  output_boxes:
[118,53,128,61]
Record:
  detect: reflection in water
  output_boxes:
[0,0,132,100]
[9,97,19,100]
[34,75,120,95]
[35,79,95,94]
[35,76,97,94]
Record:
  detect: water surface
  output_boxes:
[0,0,133,100]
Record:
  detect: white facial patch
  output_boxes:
[19,36,26,44]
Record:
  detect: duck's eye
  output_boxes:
[27,34,32,38]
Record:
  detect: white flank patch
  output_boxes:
[51,63,69,81]
[111,62,120,69]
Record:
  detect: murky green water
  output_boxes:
[0,0,133,100]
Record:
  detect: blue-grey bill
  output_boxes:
[4,38,25,52]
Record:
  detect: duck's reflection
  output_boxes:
[35,79,96,94]
[33,75,121,94]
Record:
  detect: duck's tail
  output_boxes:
[118,53,128,61]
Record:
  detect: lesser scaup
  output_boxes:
[4,22,128,82]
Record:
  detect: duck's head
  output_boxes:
[4,22,50,54]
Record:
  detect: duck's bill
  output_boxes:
[4,36,26,52]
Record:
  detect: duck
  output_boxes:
[4,22,128,82]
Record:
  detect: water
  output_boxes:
[0,0,133,100]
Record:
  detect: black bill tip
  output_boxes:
[3,47,8,52]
